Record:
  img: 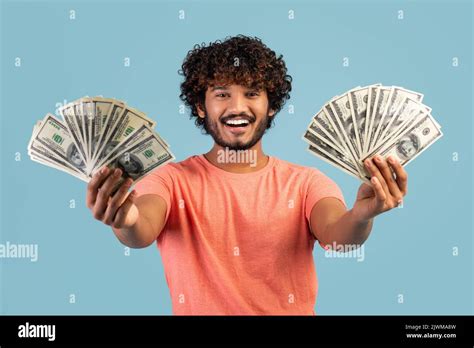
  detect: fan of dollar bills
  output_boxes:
[303,84,443,183]
[28,96,175,188]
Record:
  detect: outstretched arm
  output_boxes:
[86,166,168,249]
[310,155,408,248]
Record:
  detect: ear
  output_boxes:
[197,103,206,119]
[268,108,276,117]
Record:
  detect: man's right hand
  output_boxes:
[86,166,139,230]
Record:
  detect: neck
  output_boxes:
[203,141,269,173]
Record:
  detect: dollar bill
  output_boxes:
[95,123,166,170]
[363,85,379,156]
[371,87,424,151]
[29,97,175,186]
[101,132,175,192]
[29,153,90,182]
[303,130,360,176]
[348,84,381,156]
[90,97,115,163]
[324,102,365,176]
[309,109,347,154]
[377,114,442,166]
[377,96,431,148]
[306,145,369,183]
[329,92,363,157]
[303,84,442,182]
[59,102,89,166]
[366,86,392,154]
[93,105,156,172]
[90,100,126,167]
[29,113,88,175]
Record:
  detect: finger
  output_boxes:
[387,155,408,196]
[99,168,124,198]
[364,157,390,197]
[372,155,403,201]
[371,176,387,208]
[86,166,111,209]
[103,178,133,225]
[92,168,123,220]
[112,190,137,229]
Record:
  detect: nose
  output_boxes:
[227,93,250,115]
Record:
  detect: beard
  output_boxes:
[203,112,272,151]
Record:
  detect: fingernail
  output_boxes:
[375,155,382,162]
[365,159,371,167]
[101,167,108,174]
[114,169,121,176]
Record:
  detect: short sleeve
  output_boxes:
[133,164,173,223]
[304,168,346,223]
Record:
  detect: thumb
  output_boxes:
[356,181,374,200]
[113,190,138,229]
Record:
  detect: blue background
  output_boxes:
[0,0,472,315]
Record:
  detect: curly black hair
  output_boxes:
[178,35,292,131]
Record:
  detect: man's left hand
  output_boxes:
[352,155,408,222]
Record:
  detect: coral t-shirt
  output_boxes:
[134,154,346,315]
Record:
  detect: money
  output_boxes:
[28,97,175,187]
[101,131,174,193]
[303,84,443,182]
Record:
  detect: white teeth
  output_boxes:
[225,119,249,126]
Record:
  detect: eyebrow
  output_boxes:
[211,86,228,91]
[211,86,260,92]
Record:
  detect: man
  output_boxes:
[86,35,407,315]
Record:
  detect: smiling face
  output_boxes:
[197,84,275,151]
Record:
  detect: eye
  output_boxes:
[247,91,260,97]
[215,93,229,98]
